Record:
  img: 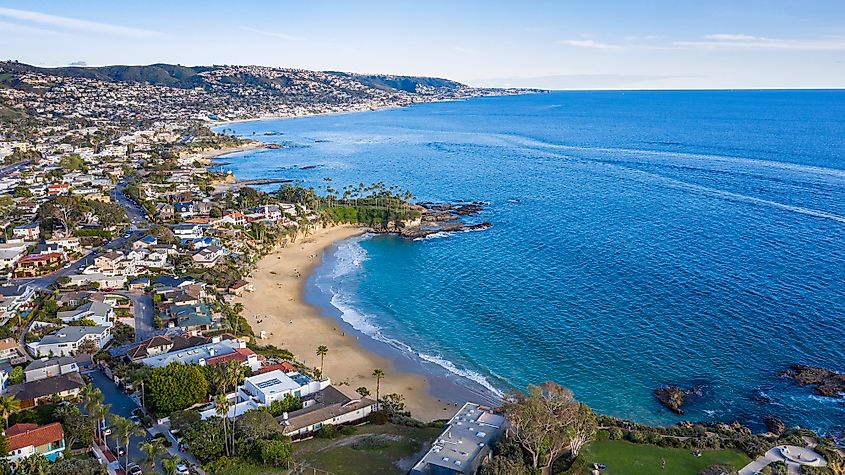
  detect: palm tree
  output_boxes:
[223,361,242,452]
[113,415,144,471]
[0,395,19,428]
[162,455,182,475]
[139,438,166,469]
[214,393,232,456]
[89,401,111,444]
[372,369,385,411]
[316,345,328,379]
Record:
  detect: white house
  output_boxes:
[27,326,112,357]
[56,301,114,327]
[173,224,203,240]
[238,370,328,407]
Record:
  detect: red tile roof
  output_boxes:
[257,361,297,374]
[7,422,64,451]
[206,347,255,366]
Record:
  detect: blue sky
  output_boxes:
[1,0,844,89]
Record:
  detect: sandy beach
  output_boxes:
[235,224,457,422]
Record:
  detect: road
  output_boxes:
[88,370,148,470]
[111,179,149,228]
[112,291,155,342]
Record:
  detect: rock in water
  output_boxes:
[764,415,786,436]
[780,364,845,398]
[654,386,686,414]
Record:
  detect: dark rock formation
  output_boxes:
[764,416,786,436]
[780,364,845,398]
[654,386,686,414]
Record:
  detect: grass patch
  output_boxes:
[292,424,442,475]
[580,440,751,475]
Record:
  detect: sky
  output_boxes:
[1,0,844,89]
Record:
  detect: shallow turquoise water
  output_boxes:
[215,91,845,436]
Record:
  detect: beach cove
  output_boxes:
[234,224,480,421]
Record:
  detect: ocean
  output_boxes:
[213,91,845,436]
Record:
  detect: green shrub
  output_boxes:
[338,425,357,436]
[316,425,337,439]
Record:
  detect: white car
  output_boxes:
[176,464,190,475]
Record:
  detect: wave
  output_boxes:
[319,236,504,400]
[414,231,451,241]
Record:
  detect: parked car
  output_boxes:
[176,464,190,475]
[126,463,143,475]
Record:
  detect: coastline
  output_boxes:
[234,225,464,422]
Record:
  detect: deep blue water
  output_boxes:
[214,91,845,436]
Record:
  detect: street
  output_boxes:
[88,370,148,470]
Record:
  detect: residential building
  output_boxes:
[6,422,66,463]
[277,385,377,438]
[24,356,80,382]
[238,370,328,407]
[56,301,114,327]
[0,285,36,325]
[27,325,112,357]
[173,223,203,240]
[191,245,224,267]
[139,335,243,368]
[14,253,64,278]
[410,403,505,475]
[0,338,21,363]
[12,223,40,241]
[5,372,85,408]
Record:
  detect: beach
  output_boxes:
[235,224,457,422]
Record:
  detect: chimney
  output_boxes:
[282,412,288,421]
[209,348,215,357]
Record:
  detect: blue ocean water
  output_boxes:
[214,91,845,436]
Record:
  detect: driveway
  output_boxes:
[88,370,147,470]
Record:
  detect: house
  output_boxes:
[5,372,85,408]
[168,303,213,331]
[56,291,88,308]
[278,386,377,438]
[153,275,196,288]
[254,204,283,222]
[27,326,112,357]
[6,422,66,462]
[0,242,28,272]
[14,253,64,278]
[190,236,220,250]
[131,235,157,250]
[56,301,114,327]
[238,370,328,407]
[173,223,203,240]
[173,201,195,217]
[410,403,505,475]
[12,223,40,241]
[0,285,36,325]
[228,280,254,296]
[24,356,81,382]
[220,211,246,227]
[94,251,124,274]
[46,183,71,196]
[0,338,21,363]
[139,336,244,368]
[65,273,126,290]
[155,203,174,220]
[191,245,224,268]
[45,237,81,253]
[129,278,150,291]
[121,333,210,362]
[205,347,261,372]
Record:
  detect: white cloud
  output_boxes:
[558,39,620,50]
[452,46,475,54]
[0,7,161,38]
[676,35,845,51]
[241,26,304,42]
[703,34,760,41]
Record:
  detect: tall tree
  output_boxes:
[0,396,19,429]
[112,416,143,471]
[502,382,578,474]
[568,403,597,458]
[316,345,328,378]
[139,438,166,469]
[372,369,385,411]
[214,394,232,456]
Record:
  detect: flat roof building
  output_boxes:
[410,402,505,475]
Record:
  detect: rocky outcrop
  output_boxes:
[654,386,687,414]
[780,364,845,398]
[764,415,786,436]
[383,201,492,239]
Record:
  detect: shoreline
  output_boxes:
[235,225,474,422]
